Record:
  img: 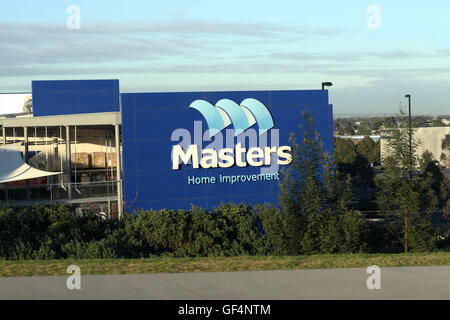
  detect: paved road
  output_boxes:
[0,266,449,300]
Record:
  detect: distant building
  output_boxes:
[381,127,450,168]
[335,135,380,142]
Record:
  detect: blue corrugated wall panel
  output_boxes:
[32,79,120,116]
[121,90,333,212]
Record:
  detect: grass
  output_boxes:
[0,252,449,277]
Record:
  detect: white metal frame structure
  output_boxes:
[0,112,123,218]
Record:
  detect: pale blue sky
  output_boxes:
[1,0,449,115]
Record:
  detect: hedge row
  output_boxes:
[0,202,446,260]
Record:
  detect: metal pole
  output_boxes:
[74,126,77,186]
[59,126,63,200]
[109,140,114,216]
[109,140,113,182]
[60,127,63,172]
[106,140,111,218]
[24,127,28,163]
[45,127,48,172]
[2,127,7,200]
[115,124,123,219]
[2,127,5,147]
[407,96,412,179]
[66,125,72,199]
[47,127,52,205]
[24,127,30,200]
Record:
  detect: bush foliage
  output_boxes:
[0,201,388,260]
[2,200,438,260]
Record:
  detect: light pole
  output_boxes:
[405,94,412,178]
[322,82,333,90]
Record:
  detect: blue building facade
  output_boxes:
[120,90,333,211]
[32,79,120,116]
[29,80,333,212]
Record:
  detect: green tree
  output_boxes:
[335,121,355,136]
[383,116,397,129]
[419,150,434,172]
[278,111,326,254]
[419,151,450,210]
[357,136,380,164]
[279,110,367,254]
[371,120,383,131]
[357,126,371,136]
[334,136,375,186]
[442,135,450,151]
[376,111,438,253]
[431,119,445,127]
[442,135,450,163]
[412,116,429,128]
[334,137,358,176]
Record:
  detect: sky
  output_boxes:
[0,0,449,115]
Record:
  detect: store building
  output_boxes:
[0,79,333,217]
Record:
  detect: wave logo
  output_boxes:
[189,98,274,137]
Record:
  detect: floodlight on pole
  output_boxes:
[405,94,412,179]
[322,82,333,90]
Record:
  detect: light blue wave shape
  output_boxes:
[240,98,274,135]
[189,100,227,137]
[215,99,250,136]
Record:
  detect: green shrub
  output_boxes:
[0,203,112,260]
[257,204,290,255]
[8,241,34,260]
[0,201,407,260]
[61,239,117,259]
[126,203,271,257]
[32,241,56,260]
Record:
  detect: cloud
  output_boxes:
[1,16,449,116]
[0,19,449,89]
[0,19,346,77]
[332,78,450,116]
